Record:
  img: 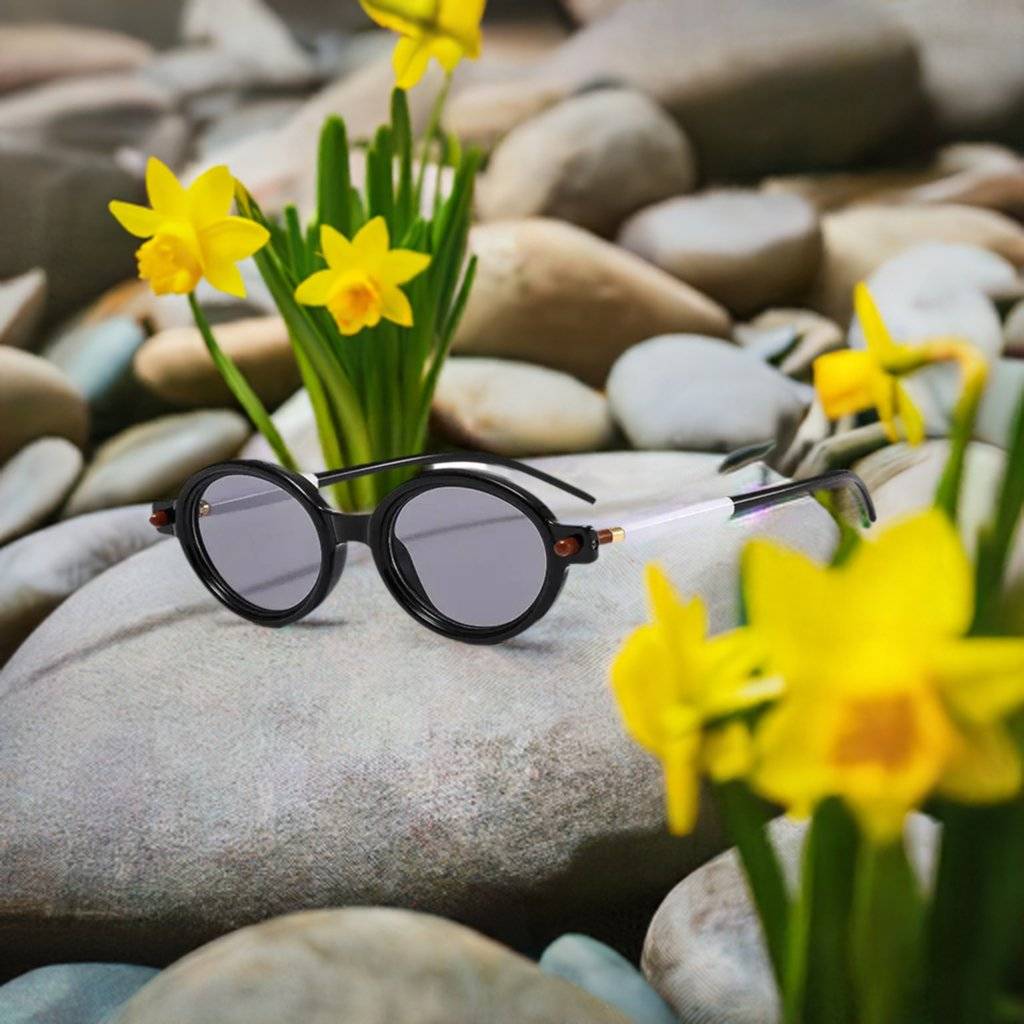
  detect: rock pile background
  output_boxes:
[2,1,1023,1021]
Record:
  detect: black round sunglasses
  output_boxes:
[149,450,875,645]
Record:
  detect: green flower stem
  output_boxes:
[851,836,924,1024]
[933,342,989,522]
[714,781,790,989]
[415,73,452,201]
[187,293,298,473]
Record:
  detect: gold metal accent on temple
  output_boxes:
[597,526,626,545]
[198,500,211,518]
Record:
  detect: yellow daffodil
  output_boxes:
[813,283,930,444]
[744,510,1024,843]
[360,0,485,89]
[611,565,777,835]
[294,217,431,336]
[109,157,268,298]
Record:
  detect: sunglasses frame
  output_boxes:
[158,457,601,644]
[153,450,875,645]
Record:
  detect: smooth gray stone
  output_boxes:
[607,335,809,453]
[0,963,157,1024]
[540,934,678,1024]
[0,437,83,546]
[116,909,632,1024]
[0,452,838,965]
[0,503,164,666]
[643,816,939,1024]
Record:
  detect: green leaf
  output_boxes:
[187,293,298,473]
[973,388,1024,634]
[927,801,1024,1024]
[714,781,791,989]
[852,836,925,1024]
[391,87,415,235]
[317,115,351,237]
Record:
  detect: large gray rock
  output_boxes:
[807,204,1024,325]
[0,504,163,666]
[133,317,298,409]
[432,357,616,457]
[447,0,923,178]
[0,452,838,965]
[116,909,632,1024]
[63,410,250,518]
[643,815,939,1024]
[0,437,83,546]
[0,23,151,93]
[453,219,731,387]
[619,191,822,317]
[879,0,1024,145]
[0,347,88,463]
[477,88,696,238]
[0,963,158,1024]
[0,268,47,350]
[608,336,810,452]
[0,136,144,323]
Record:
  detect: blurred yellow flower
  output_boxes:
[744,511,1024,843]
[294,217,431,336]
[109,157,268,298]
[611,565,775,835]
[813,283,929,444]
[360,0,485,88]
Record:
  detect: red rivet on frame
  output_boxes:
[149,510,170,528]
[553,536,581,558]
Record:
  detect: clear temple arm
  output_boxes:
[594,470,876,544]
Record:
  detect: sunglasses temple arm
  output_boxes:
[315,452,596,504]
[595,470,875,544]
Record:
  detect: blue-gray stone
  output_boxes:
[540,934,678,1024]
[42,317,161,437]
[0,963,158,1024]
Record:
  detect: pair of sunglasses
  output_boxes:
[149,450,875,645]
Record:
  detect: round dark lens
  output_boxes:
[391,486,549,629]
[196,474,323,612]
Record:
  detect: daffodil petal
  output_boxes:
[359,0,431,38]
[320,224,358,272]
[754,700,831,817]
[429,34,465,72]
[146,156,189,219]
[662,734,702,836]
[353,216,390,266]
[108,200,164,239]
[200,217,269,264]
[843,510,972,641]
[393,34,433,89]
[703,721,753,783]
[742,539,837,681]
[937,637,1024,722]
[813,349,877,419]
[870,372,900,442]
[439,0,484,54]
[380,284,414,327]
[895,381,926,446]
[380,248,431,286]
[294,270,338,307]
[188,165,235,230]
[611,624,673,752]
[939,721,1023,804]
[203,259,246,299]
[855,282,899,363]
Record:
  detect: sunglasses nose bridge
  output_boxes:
[328,510,372,546]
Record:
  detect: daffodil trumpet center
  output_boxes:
[136,225,203,296]
[327,273,383,334]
